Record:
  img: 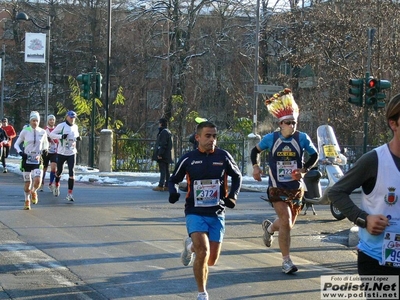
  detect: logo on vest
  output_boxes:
[277,145,296,158]
[385,187,398,206]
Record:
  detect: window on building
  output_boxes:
[147,90,161,109]
[146,60,161,79]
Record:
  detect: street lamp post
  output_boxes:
[105,0,112,129]
[1,44,5,118]
[16,12,51,124]
[253,0,260,134]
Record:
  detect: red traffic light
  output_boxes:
[368,78,377,88]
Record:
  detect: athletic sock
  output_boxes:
[50,171,55,183]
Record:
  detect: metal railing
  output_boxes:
[113,137,250,174]
[10,135,377,175]
[111,139,375,174]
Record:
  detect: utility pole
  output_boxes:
[363,28,375,154]
[1,44,5,118]
[90,56,97,168]
[105,0,112,128]
[252,0,260,134]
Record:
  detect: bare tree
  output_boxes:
[261,0,400,146]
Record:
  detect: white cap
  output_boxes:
[30,111,40,122]
[47,114,56,121]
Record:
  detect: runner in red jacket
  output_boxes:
[1,118,16,173]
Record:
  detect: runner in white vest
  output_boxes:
[14,111,49,210]
[329,94,400,276]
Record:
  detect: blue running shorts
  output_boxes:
[185,214,225,243]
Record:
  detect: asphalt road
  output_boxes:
[0,171,361,300]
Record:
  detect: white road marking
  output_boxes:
[0,240,93,300]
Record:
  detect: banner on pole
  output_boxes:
[25,32,46,64]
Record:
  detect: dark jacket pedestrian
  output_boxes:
[152,118,173,191]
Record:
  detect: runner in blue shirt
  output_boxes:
[251,88,318,274]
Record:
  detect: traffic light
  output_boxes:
[76,73,91,100]
[374,79,391,110]
[365,77,378,106]
[348,78,363,107]
[95,72,102,98]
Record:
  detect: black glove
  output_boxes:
[61,134,68,139]
[42,149,48,156]
[222,197,236,209]
[169,193,180,204]
[19,151,27,159]
[76,136,82,141]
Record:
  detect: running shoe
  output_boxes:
[261,219,274,247]
[282,259,298,274]
[48,185,55,193]
[31,191,38,205]
[197,292,209,300]
[39,184,44,192]
[181,237,194,266]
[53,186,60,197]
[152,186,165,191]
[3,168,7,173]
[66,193,74,202]
[24,200,31,210]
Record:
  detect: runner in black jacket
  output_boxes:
[168,121,242,300]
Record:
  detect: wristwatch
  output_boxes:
[355,216,367,228]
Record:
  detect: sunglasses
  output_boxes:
[281,120,297,126]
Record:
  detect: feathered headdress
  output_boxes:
[264,88,299,121]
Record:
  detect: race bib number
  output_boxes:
[382,231,400,268]
[27,152,40,164]
[277,161,297,182]
[194,179,220,207]
[66,139,76,150]
[49,143,57,153]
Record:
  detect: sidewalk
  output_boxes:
[2,156,266,192]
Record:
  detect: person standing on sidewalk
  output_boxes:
[50,111,81,201]
[1,118,17,173]
[329,94,400,276]
[13,111,49,210]
[250,88,318,274]
[168,121,242,300]
[40,114,58,192]
[152,118,173,191]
